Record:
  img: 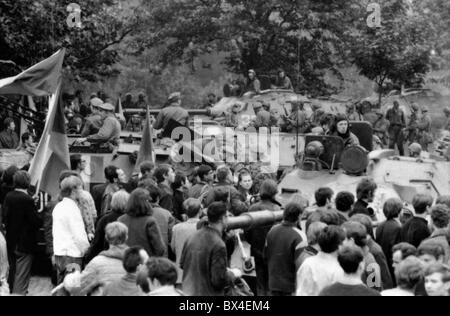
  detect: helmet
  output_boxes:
[411,103,420,112]
[305,141,325,158]
[408,143,422,155]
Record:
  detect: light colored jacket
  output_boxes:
[0,232,8,296]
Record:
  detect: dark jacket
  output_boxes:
[204,182,241,209]
[3,190,41,254]
[368,238,394,290]
[0,130,19,149]
[350,200,376,220]
[264,221,306,294]
[158,183,174,213]
[42,201,57,256]
[375,219,402,283]
[151,203,177,258]
[180,226,233,296]
[172,190,187,221]
[401,217,431,248]
[118,214,165,257]
[92,183,108,216]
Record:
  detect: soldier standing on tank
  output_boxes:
[386,101,406,156]
[282,101,308,133]
[403,103,420,146]
[347,103,363,121]
[251,103,271,129]
[443,107,450,131]
[417,106,433,152]
[372,109,390,147]
[310,102,324,128]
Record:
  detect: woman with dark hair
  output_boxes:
[0,165,19,205]
[236,170,254,207]
[331,114,360,148]
[118,189,165,258]
[171,172,190,221]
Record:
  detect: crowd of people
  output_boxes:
[0,156,449,297]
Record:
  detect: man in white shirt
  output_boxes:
[53,176,90,288]
[296,225,346,296]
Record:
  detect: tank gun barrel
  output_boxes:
[124,109,209,117]
[227,210,284,230]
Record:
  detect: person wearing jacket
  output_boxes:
[118,189,165,258]
[0,230,9,296]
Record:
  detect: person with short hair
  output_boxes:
[0,118,19,149]
[118,189,165,258]
[392,243,417,273]
[335,191,355,224]
[3,171,40,295]
[70,154,86,175]
[180,202,237,296]
[81,97,103,137]
[154,92,189,135]
[424,205,450,263]
[424,263,450,297]
[171,198,202,266]
[314,187,334,212]
[103,246,148,296]
[319,246,381,296]
[381,256,424,296]
[265,203,308,296]
[0,231,8,296]
[305,209,341,233]
[296,226,346,296]
[154,164,176,213]
[188,165,214,199]
[401,194,433,247]
[92,165,119,216]
[18,132,36,159]
[146,257,183,296]
[204,166,240,209]
[350,178,378,220]
[296,222,327,269]
[172,171,190,221]
[418,241,446,269]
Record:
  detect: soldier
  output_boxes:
[362,102,378,127]
[81,97,104,137]
[403,103,420,145]
[77,103,121,149]
[269,108,283,128]
[251,103,271,129]
[386,101,406,156]
[310,102,324,128]
[443,107,450,131]
[245,69,261,94]
[347,103,363,121]
[281,101,308,133]
[417,106,433,152]
[408,143,423,158]
[154,92,189,134]
[203,93,216,109]
[271,68,294,90]
[331,114,360,148]
[122,93,135,109]
[136,93,147,109]
[262,101,271,113]
[225,104,241,128]
[372,109,390,147]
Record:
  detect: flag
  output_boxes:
[115,95,125,122]
[29,80,70,198]
[134,105,155,172]
[0,49,65,96]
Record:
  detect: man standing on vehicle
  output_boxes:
[386,101,406,156]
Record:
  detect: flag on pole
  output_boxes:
[0,49,65,96]
[115,95,125,122]
[29,80,70,198]
[135,105,155,171]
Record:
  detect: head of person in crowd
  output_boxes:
[197,165,214,184]
[335,191,354,214]
[436,195,450,209]
[424,263,450,297]
[216,166,233,184]
[104,165,119,184]
[111,190,130,215]
[418,242,446,269]
[237,170,253,193]
[3,118,15,132]
[207,202,228,234]
[394,256,424,294]
[430,204,450,232]
[307,222,328,248]
[412,193,434,216]
[144,257,179,294]
[2,165,19,187]
[147,184,161,205]
[259,179,278,201]
[153,164,176,186]
[315,187,334,208]
[126,188,152,218]
[123,246,149,276]
[383,198,403,221]
[21,132,34,147]
[60,175,83,201]
[248,69,256,80]
[105,222,128,248]
[356,178,377,203]
[306,209,341,232]
[283,202,305,226]
[139,161,155,180]
[317,225,346,255]
[116,168,127,184]
[338,245,366,279]
[183,198,202,219]
[392,243,417,272]
[171,171,190,192]
[350,214,375,240]
[320,114,335,134]
[13,170,30,191]
[70,154,86,174]
[342,221,369,252]
[90,97,103,114]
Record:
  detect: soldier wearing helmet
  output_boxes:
[372,109,390,147]
[417,106,433,152]
[386,101,406,155]
[408,143,423,158]
[403,103,420,145]
[443,107,450,131]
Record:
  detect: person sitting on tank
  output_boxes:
[250,103,271,129]
[330,114,360,148]
[271,68,294,91]
[244,69,261,94]
[320,114,335,136]
[281,101,309,133]
[81,97,104,137]
[77,103,121,148]
[154,92,189,136]
[224,104,241,128]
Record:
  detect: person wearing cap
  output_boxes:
[386,101,406,156]
[78,103,121,148]
[81,97,104,137]
[251,102,271,129]
[122,93,135,110]
[417,106,433,152]
[154,92,189,134]
[0,118,19,149]
[245,69,261,94]
[282,101,308,133]
[373,109,390,147]
[225,103,241,128]
[403,103,420,145]
[331,114,360,148]
[443,107,450,131]
[408,143,423,158]
[271,69,293,90]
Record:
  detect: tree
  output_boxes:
[0,0,144,81]
[346,0,434,105]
